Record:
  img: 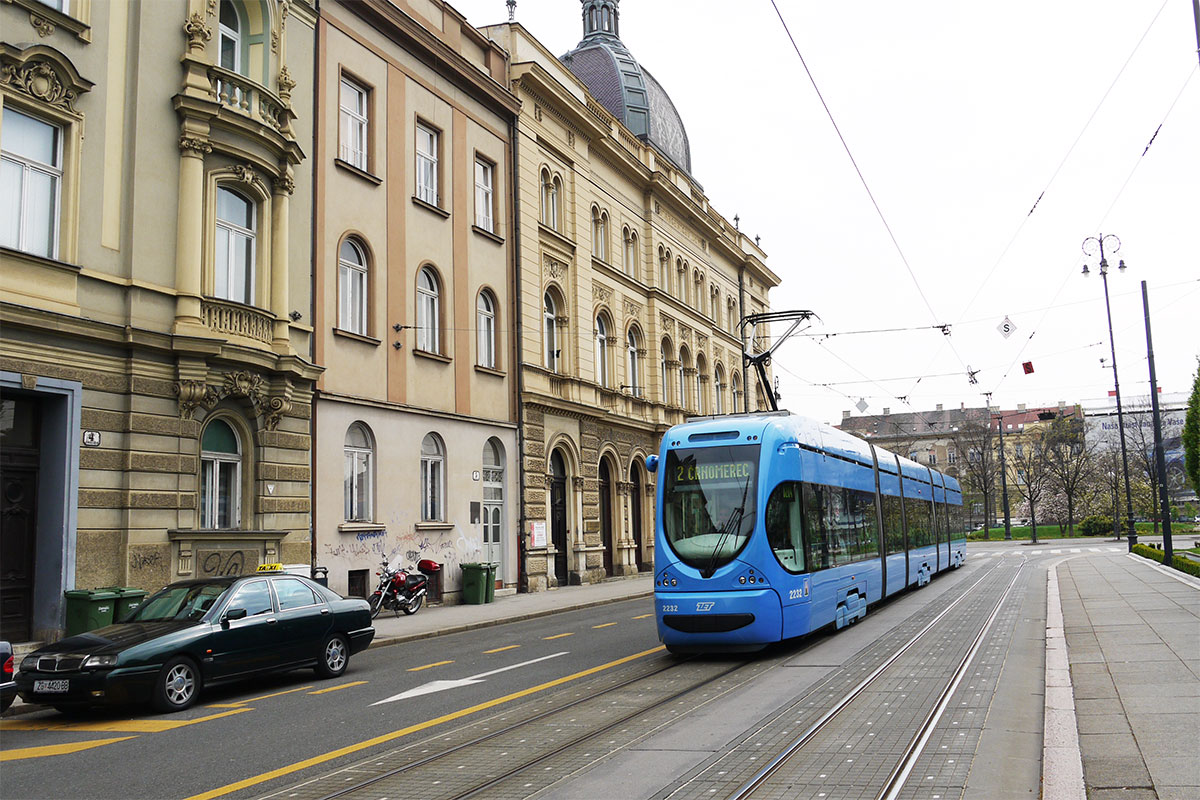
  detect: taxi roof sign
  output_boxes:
[256,563,284,573]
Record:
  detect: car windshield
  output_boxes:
[127,583,230,622]
[662,444,760,575]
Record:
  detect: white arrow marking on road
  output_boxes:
[371,651,570,705]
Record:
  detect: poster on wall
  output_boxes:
[529,521,547,548]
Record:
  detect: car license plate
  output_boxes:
[34,679,69,693]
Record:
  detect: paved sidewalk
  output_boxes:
[369,572,655,647]
[1055,554,1200,800]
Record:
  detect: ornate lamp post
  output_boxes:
[1082,233,1136,551]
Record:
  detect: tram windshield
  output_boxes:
[662,444,759,575]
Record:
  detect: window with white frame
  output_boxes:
[1,107,62,259]
[477,290,496,368]
[626,328,641,396]
[678,347,690,410]
[420,433,445,521]
[595,315,610,388]
[731,373,742,413]
[474,158,494,232]
[416,266,440,352]
[544,292,559,372]
[338,238,368,335]
[710,287,719,320]
[714,366,725,414]
[344,423,373,522]
[659,249,670,293]
[214,186,256,305]
[339,77,368,170]
[695,356,707,414]
[592,207,607,261]
[728,300,737,333]
[624,228,637,277]
[219,0,242,73]
[660,340,670,404]
[36,0,70,12]
[415,122,438,205]
[200,419,241,529]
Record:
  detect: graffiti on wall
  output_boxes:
[197,549,256,577]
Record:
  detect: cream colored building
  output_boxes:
[0,0,318,642]
[480,0,779,591]
[311,1,521,600]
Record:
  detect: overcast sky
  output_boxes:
[451,0,1200,425]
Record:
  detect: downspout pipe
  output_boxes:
[511,113,528,593]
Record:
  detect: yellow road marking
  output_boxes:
[407,660,454,672]
[483,645,520,654]
[542,632,574,640]
[308,681,367,695]
[632,613,654,619]
[0,737,137,761]
[207,686,313,708]
[183,645,665,800]
[592,623,617,629]
[0,708,252,732]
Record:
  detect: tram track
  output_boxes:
[665,557,1027,800]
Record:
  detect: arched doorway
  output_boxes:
[630,465,644,571]
[549,450,569,585]
[599,459,614,576]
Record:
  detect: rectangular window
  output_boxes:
[201,458,239,528]
[344,448,371,521]
[421,456,443,521]
[474,158,494,232]
[1,107,62,259]
[338,77,368,170]
[416,123,438,205]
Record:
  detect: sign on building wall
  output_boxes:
[529,521,547,548]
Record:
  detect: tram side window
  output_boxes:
[765,482,806,573]
[851,489,880,560]
[904,497,932,548]
[803,483,879,569]
[802,483,831,570]
[881,493,905,555]
[953,505,966,540]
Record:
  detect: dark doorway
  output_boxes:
[550,451,568,585]
[599,460,614,577]
[630,467,644,571]
[1,393,41,642]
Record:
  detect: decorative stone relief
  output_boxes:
[275,172,295,196]
[545,256,567,280]
[534,105,543,122]
[184,12,212,54]
[2,58,83,112]
[593,284,612,303]
[277,66,296,104]
[29,14,54,37]
[178,136,213,155]
[659,314,674,335]
[567,131,575,147]
[175,371,292,431]
[624,300,641,318]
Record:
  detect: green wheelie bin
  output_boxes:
[101,587,149,621]
[460,563,488,605]
[485,563,497,603]
[64,589,119,635]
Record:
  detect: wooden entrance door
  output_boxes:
[550,451,568,584]
[1,394,40,642]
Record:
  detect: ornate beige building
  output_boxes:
[311,0,521,600]
[480,1,779,591]
[0,0,318,642]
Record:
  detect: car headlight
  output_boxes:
[20,654,40,671]
[82,655,119,669]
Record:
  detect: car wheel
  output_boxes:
[368,593,384,619]
[315,634,349,679]
[153,656,200,713]
[402,594,423,615]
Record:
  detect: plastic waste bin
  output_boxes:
[64,589,118,636]
[418,560,442,604]
[460,563,488,605]
[100,587,149,622]
[311,566,329,587]
[485,563,497,603]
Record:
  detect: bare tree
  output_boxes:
[950,417,999,538]
[1009,429,1054,544]
[1043,414,1093,537]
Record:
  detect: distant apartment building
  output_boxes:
[480,0,780,590]
[1,0,319,642]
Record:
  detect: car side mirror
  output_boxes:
[222,607,247,627]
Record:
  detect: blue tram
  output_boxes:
[647,411,967,652]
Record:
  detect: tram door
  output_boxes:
[550,451,569,584]
[599,460,614,576]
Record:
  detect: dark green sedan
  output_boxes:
[15,570,374,713]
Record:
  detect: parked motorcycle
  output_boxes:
[368,559,434,618]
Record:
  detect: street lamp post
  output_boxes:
[1082,233,1137,552]
[994,411,1013,541]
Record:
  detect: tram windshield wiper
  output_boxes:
[701,466,752,579]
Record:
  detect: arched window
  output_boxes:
[201,418,241,529]
[215,186,255,305]
[659,248,670,294]
[420,433,445,521]
[696,354,708,414]
[728,299,737,333]
[731,372,742,413]
[477,290,496,368]
[714,365,726,415]
[544,291,559,372]
[660,339,671,405]
[482,439,504,559]
[540,170,561,231]
[623,228,638,278]
[710,286,720,320]
[416,266,440,353]
[692,269,702,310]
[676,258,685,301]
[338,238,368,335]
[218,0,243,74]
[626,327,642,397]
[592,207,608,261]
[678,346,691,410]
[595,314,611,388]
[344,423,373,522]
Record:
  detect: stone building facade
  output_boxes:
[480,1,779,591]
[311,0,521,600]
[0,0,318,642]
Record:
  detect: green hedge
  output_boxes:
[1078,515,1113,537]
[1132,544,1200,578]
